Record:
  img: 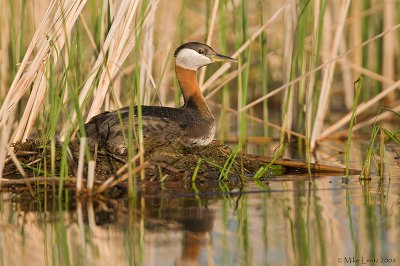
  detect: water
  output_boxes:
[0,142,399,266]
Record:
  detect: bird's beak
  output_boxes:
[209,53,238,63]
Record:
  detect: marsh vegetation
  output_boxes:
[0,0,399,265]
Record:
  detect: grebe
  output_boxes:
[85,42,237,153]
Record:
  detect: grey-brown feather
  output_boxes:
[84,106,215,154]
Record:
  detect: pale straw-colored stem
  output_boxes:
[1,0,87,142]
[202,3,287,91]
[331,103,400,138]
[205,63,247,99]
[382,0,396,103]
[339,39,354,110]
[320,79,400,139]
[0,0,56,126]
[76,137,86,193]
[310,0,351,150]
[87,160,96,195]
[239,22,400,114]
[199,0,220,85]
[0,114,14,178]
[95,151,143,194]
[85,0,140,121]
[140,0,157,105]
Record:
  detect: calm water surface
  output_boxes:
[0,142,399,266]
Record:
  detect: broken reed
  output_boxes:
[1,0,399,190]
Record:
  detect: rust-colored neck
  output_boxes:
[175,65,213,117]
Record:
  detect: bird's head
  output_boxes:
[174,42,237,71]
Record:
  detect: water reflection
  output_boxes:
[0,189,219,266]
[0,147,399,265]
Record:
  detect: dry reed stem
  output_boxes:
[85,0,140,121]
[95,151,143,193]
[87,160,96,194]
[281,1,295,133]
[209,101,306,139]
[0,177,72,185]
[6,146,26,178]
[306,0,321,135]
[331,103,400,139]
[382,0,396,103]
[0,0,56,127]
[140,0,157,105]
[202,4,287,91]
[65,0,137,128]
[310,0,351,150]
[249,154,360,175]
[6,146,35,197]
[350,0,362,81]
[205,63,247,99]
[76,137,86,193]
[199,0,220,85]
[77,201,85,248]
[78,14,98,52]
[140,49,157,90]
[240,24,400,112]
[339,38,354,109]
[14,71,46,142]
[338,60,394,86]
[0,111,14,178]
[65,0,160,129]
[320,79,400,139]
[0,0,9,99]
[95,161,149,194]
[1,0,87,142]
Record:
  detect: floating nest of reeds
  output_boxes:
[2,138,355,195]
[2,139,267,192]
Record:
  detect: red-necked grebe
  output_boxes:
[85,42,237,153]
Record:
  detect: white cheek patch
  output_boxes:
[175,48,212,70]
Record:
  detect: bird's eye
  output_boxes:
[198,49,204,54]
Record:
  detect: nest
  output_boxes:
[2,138,273,194]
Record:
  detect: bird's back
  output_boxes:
[84,105,215,153]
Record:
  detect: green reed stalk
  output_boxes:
[294,1,310,135]
[361,0,373,101]
[382,128,400,145]
[238,196,250,264]
[253,142,288,179]
[360,124,380,179]
[128,44,140,197]
[57,11,91,198]
[238,0,250,147]
[379,128,384,179]
[206,0,211,40]
[18,0,26,63]
[191,158,203,206]
[259,0,269,139]
[174,0,187,106]
[7,1,17,77]
[53,219,72,266]
[46,52,58,178]
[94,0,104,51]
[8,0,27,118]
[128,0,151,196]
[305,0,326,176]
[218,0,229,142]
[312,183,327,265]
[345,77,363,178]
[218,145,240,181]
[191,158,203,182]
[280,0,311,144]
